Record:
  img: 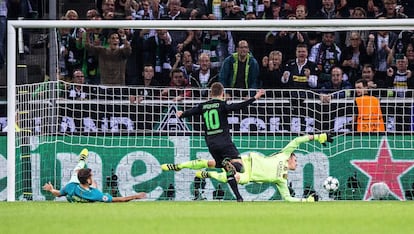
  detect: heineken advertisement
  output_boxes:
[1,135,414,201]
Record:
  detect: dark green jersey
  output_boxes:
[181,97,257,145]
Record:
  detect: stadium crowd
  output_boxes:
[1,0,414,98]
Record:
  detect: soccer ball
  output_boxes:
[371,182,390,200]
[323,176,339,192]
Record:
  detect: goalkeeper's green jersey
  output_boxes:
[249,135,310,183]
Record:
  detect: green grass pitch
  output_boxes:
[1,201,413,234]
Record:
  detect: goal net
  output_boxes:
[3,19,414,202]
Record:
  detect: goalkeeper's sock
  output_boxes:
[178,159,209,170]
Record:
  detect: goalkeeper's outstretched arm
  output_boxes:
[281,133,334,156]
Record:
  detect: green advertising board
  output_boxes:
[1,135,414,201]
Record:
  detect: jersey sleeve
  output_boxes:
[225,98,256,112]
[181,104,202,118]
[280,135,310,156]
[275,181,303,202]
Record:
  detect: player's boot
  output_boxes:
[195,171,210,179]
[222,158,244,202]
[221,158,236,175]
[79,148,89,162]
[161,164,181,171]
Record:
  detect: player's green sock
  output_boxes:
[208,171,227,183]
[178,159,209,170]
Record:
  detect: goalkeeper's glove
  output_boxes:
[314,133,334,146]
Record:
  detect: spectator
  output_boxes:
[82,12,103,85]
[130,64,161,104]
[386,55,412,97]
[173,50,200,81]
[190,53,219,97]
[361,63,379,89]
[282,0,307,15]
[260,50,286,90]
[98,0,116,17]
[282,43,319,90]
[340,31,370,85]
[160,0,194,54]
[312,0,349,47]
[232,12,267,62]
[123,28,143,86]
[366,28,398,88]
[114,0,135,19]
[319,67,353,103]
[222,0,244,20]
[59,11,86,79]
[194,14,229,69]
[312,0,350,19]
[295,4,308,19]
[141,29,174,86]
[161,68,191,102]
[344,7,369,47]
[219,40,260,97]
[134,0,156,20]
[186,0,208,19]
[258,0,273,19]
[0,0,6,70]
[265,15,308,63]
[377,0,407,19]
[86,8,99,19]
[353,79,385,132]
[308,31,342,83]
[66,69,90,100]
[85,30,132,85]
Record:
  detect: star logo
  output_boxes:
[351,137,414,200]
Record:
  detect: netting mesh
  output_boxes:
[3,19,414,201]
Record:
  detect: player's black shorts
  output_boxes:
[207,141,241,168]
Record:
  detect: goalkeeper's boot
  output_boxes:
[161,164,181,171]
[79,148,89,162]
[195,171,210,179]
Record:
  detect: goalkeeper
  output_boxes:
[43,148,146,202]
[196,133,333,202]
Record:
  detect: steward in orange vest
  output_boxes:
[354,79,385,132]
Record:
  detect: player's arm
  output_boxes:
[112,192,146,202]
[226,89,265,111]
[281,133,333,155]
[177,104,202,118]
[42,182,62,197]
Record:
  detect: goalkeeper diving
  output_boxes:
[196,133,334,202]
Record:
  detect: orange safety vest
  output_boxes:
[355,95,385,132]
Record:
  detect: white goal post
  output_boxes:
[6,18,414,201]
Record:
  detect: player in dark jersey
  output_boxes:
[161,82,265,201]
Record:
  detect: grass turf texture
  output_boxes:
[1,201,413,234]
